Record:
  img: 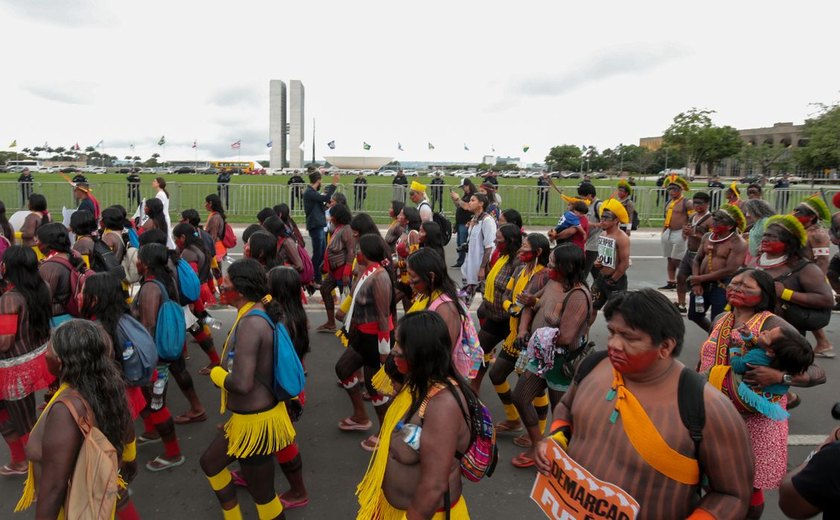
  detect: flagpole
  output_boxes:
[194,141,198,172]
[311,118,316,165]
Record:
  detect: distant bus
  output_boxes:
[210,161,254,174]
[6,159,41,171]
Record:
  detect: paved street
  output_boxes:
[1,230,838,519]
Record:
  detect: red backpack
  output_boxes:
[279,237,315,285]
[46,255,94,317]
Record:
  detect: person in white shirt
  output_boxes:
[462,193,497,292]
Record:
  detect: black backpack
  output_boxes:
[90,237,126,280]
[573,350,706,478]
[421,201,453,245]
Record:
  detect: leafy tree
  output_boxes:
[84,146,95,153]
[740,143,793,176]
[796,102,840,175]
[663,108,714,176]
[545,144,582,172]
[696,126,743,176]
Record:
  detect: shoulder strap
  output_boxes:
[774,259,811,282]
[148,279,169,302]
[677,367,706,460]
[245,309,275,330]
[56,392,94,436]
[573,350,608,385]
[47,254,75,271]
[418,383,448,422]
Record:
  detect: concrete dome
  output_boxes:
[323,156,394,169]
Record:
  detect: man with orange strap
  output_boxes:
[535,289,753,520]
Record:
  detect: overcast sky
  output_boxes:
[1,0,838,165]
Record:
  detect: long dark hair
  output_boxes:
[407,248,463,319]
[360,234,396,315]
[501,208,523,229]
[155,177,169,198]
[2,246,51,335]
[205,194,226,221]
[275,203,299,232]
[263,216,291,240]
[28,194,51,223]
[351,213,380,238]
[81,272,130,357]
[173,222,211,258]
[497,223,522,256]
[402,207,421,232]
[227,258,281,323]
[138,243,177,299]
[268,266,309,360]
[526,233,550,266]
[397,311,477,421]
[52,320,131,457]
[37,223,84,269]
[420,221,445,262]
[390,200,405,220]
[552,243,587,290]
[248,231,280,269]
[732,268,777,313]
[0,200,13,243]
[70,210,97,236]
[144,198,168,233]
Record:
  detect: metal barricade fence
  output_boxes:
[1,180,836,227]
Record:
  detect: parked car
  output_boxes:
[562,172,582,179]
[89,166,107,174]
[201,167,219,175]
[174,166,195,174]
[60,167,81,173]
[378,170,396,177]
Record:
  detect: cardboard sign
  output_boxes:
[530,440,639,520]
[596,235,616,270]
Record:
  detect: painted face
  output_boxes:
[760,228,786,255]
[606,313,668,375]
[667,185,681,199]
[392,344,410,375]
[218,274,239,306]
[725,273,763,308]
[600,211,617,230]
[711,212,734,235]
[407,267,428,295]
[793,206,814,226]
[692,199,708,213]
[494,230,505,254]
[409,191,420,203]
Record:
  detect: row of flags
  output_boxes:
[324,141,530,153]
[8,140,101,150]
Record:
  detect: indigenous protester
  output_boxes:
[273,203,305,246]
[616,179,636,235]
[0,200,14,249]
[405,248,468,357]
[409,181,433,222]
[535,289,755,520]
[460,193,497,304]
[511,244,592,468]
[747,184,763,200]
[384,200,405,254]
[419,221,446,265]
[472,223,521,391]
[779,426,840,519]
[69,210,98,268]
[317,204,354,333]
[201,258,296,520]
[741,199,776,267]
[100,206,128,264]
[246,231,281,270]
[489,233,550,443]
[725,181,744,210]
[751,215,834,341]
[205,194,228,260]
[0,246,53,477]
[698,268,826,518]
[36,223,84,328]
[16,320,133,519]
[660,174,692,290]
[828,203,840,310]
[173,222,221,376]
[303,171,339,284]
[133,243,186,472]
[356,311,476,519]
[335,235,394,452]
[791,195,834,358]
[394,207,422,310]
[591,199,631,312]
[19,193,50,249]
[675,191,712,313]
[263,217,303,273]
[499,208,523,232]
[548,201,588,251]
[73,181,100,221]
[142,197,168,234]
[688,204,748,332]
[480,182,501,221]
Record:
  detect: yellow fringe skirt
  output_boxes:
[224,402,296,459]
[377,490,470,520]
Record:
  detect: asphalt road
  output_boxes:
[1,230,838,519]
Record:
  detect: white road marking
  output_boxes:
[787,435,829,446]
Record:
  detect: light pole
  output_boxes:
[619,143,624,176]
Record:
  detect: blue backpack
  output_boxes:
[115,313,158,386]
[247,309,305,400]
[148,279,186,361]
[176,258,200,304]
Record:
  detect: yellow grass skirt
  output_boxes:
[224,402,296,459]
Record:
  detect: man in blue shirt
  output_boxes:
[303,171,339,284]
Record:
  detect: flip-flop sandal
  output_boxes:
[173,411,208,425]
[513,434,533,448]
[360,435,380,452]
[136,432,162,445]
[815,349,836,358]
[316,325,337,333]
[338,417,372,431]
[280,495,310,510]
[0,463,28,476]
[495,421,524,433]
[511,453,535,468]
[145,455,186,472]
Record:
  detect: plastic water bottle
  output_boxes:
[402,423,422,451]
[204,316,222,331]
[515,349,530,375]
[151,378,165,410]
[694,294,705,314]
[122,341,135,362]
[226,350,235,372]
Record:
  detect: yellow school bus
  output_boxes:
[210,161,254,174]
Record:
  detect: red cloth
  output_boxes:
[0,348,55,401]
[126,386,146,420]
[570,216,589,251]
[0,313,18,335]
[356,317,394,335]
